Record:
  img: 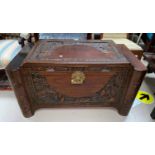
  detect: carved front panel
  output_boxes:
[21,66,132,107]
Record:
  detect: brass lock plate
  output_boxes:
[71,71,86,84]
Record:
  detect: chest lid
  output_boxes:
[24,40,129,64]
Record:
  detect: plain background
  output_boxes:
[0,0,155,155]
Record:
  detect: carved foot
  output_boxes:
[117,108,129,116]
[150,107,155,119]
[21,109,35,118]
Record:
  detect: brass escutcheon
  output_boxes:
[71,71,85,84]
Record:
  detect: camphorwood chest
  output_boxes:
[6,40,146,117]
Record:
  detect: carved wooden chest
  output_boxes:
[6,40,146,117]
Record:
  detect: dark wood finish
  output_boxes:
[131,50,143,60]
[87,33,103,40]
[33,33,39,42]
[6,40,146,117]
[87,33,93,40]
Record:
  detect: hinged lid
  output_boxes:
[24,40,129,64]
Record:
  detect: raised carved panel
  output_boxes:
[29,40,127,62]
